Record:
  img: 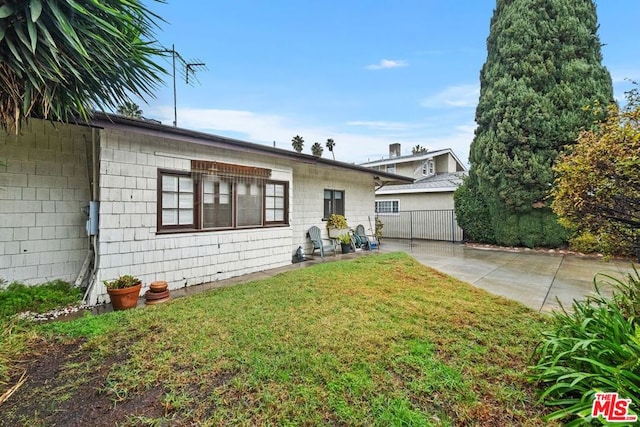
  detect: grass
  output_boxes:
[0,279,83,318]
[1,252,553,425]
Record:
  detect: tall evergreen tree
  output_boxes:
[455,0,613,247]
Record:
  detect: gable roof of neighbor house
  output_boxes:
[85,113,413,186]
[376,171,467,195]
[360,148,466,170]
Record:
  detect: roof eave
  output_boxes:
[87,112,413,184]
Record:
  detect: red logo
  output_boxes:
[592,392,638,423]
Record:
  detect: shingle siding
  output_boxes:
[0,120,91,284]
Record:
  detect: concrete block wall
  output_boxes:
[290,163,377,256]
[0,119,91,284]
[92,128,294,304]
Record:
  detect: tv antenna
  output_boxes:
[161,44,208,127]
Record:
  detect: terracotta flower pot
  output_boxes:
[107,283,142,311]
[149,281,168,293]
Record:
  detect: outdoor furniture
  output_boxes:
[308,226,336,258]
[355,224,378,250]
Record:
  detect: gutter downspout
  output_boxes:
[82,128,100,304]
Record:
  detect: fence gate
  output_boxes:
[377,210,463,242]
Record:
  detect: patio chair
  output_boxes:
[308,226,336,258]
[355,224,378,250]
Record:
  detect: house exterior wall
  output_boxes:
[92,127,296,304]
[0,120,91,284]
[376,191,455,211]
[393,162,419,179]
[380,153,459,180]
[291,163,376,256]
[375,192,461,241]
[435,153,462,173]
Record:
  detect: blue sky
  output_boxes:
[138,1,640,165]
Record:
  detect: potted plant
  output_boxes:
[104,275,142,311]
[374,217,384,245]
[327,214,349,238]
[338,233,352,253]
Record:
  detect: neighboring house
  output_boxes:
[360,144,467,241]
[0,115,411,304]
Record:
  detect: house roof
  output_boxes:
[86,113,413,185]
[360,148,467,171]
[375,172,467,195]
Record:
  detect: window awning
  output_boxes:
[191,160,272,178]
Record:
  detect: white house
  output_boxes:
[360,144,467,241]
[0,115,411,304]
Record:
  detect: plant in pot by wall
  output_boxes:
[104,275,142,311]
[338,233,352,253]
[374,217,384,243]
[327,214,349,238]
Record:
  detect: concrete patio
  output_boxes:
[379,239,636,312]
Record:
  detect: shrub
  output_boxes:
[0,280,83,318]
[326,214,349,230]
[454,178,495,243]
[568,231,601,254]
[374,217,384,240]
[530,266,640,425]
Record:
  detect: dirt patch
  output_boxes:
[0,339,165,426]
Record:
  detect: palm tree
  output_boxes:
[291,135,304,153]
[117,102,143,118]
[411,145,427,155]
[0,0,165,133]
[311,142,323,157]
[325,138,336,160]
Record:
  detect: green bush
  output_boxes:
[530,266,640,425]
[569,231,601,254]
[539,210,570,248]
[455,176,569,247]
[454,178,495,243]
[491,208,520,246]
[492,209,568,248]
[0,280,83,318]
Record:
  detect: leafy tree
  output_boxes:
[325,138,335,160]
[291,135,304,153]
[411,145,427,155]
[0,0,165,132]
[311,142,323,157]
[117,102,143,118]
[456,0,613,247]
[552,97,640,257]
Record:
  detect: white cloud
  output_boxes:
[610,69,640,84]
[346,120,425,131]
[145,105,474,166]
[420,84,479,108]
[365,59,408,70]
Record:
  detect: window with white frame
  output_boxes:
[161,172,195,229]
[386,164,396,174]
[375,200,399,214]
[158,169,288,232]
[324,189,345,219]
[422,160,435,176]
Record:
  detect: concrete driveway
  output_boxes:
[380,239,636,312]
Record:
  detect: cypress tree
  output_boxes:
[456,0,613,247]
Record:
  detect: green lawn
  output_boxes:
[1,252,553,425]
